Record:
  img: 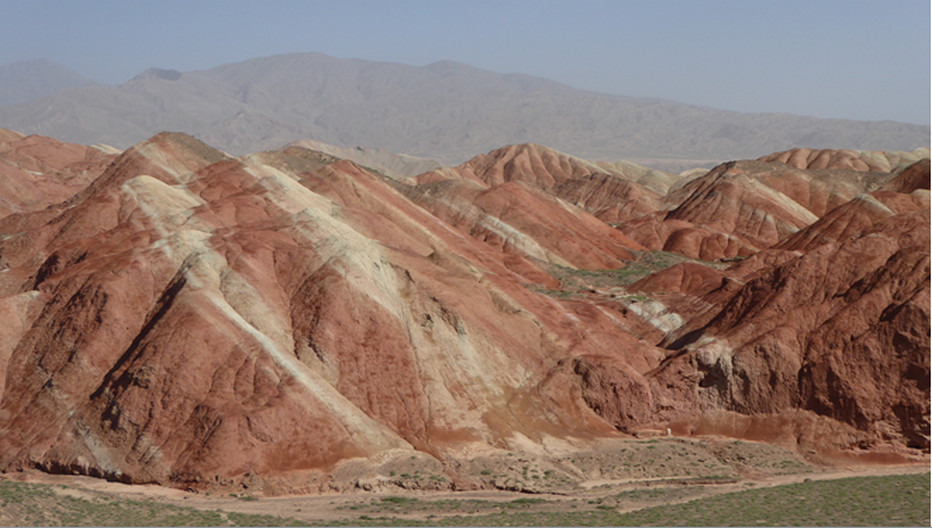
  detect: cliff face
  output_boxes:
[649,200,929,449]
[0,132,927,488]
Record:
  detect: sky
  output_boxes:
[1,0,929,125]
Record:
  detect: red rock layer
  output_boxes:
[760,147,926,172]
[0,134,668,487]
[618,156,908,261]
[417,143,667,223]
[0,131,117,219]
[0,133,927,489]
[644,171,930,449]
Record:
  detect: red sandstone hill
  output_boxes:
[416,143,667,222]
[759,147,929,173]
[0,133,927,490]
[0,129,117,219]
[617,155,918,261]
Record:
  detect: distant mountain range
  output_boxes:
[0,59,96,106]
[0,54,927,169]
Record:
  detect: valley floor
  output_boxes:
[2,436,928,526]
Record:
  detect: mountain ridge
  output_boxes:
[0,53,926,170]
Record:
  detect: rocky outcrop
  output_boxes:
[648,181,930,449]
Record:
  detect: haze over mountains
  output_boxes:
[0,54,927,170]
[0,59,97,107]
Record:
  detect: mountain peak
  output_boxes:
[131,68,183,82]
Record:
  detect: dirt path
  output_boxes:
[7,461,927,525]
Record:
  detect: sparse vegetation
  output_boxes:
[612,473,930,527]
[510,497,547,505]
[535,249,719,299]
[2,471,926,526]
[532,287,577,298]
[235,494,258,501]
[0,481,300,527]
[381,496,416,504]
[325,472,929,527]
[339,495,555,516]
[622,293,651,302]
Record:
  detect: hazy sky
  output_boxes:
[2,0,929,124]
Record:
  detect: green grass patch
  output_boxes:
[0,481,300,527]
[613,472,930,527]
[537,249,717,299]
[509,497,547,505]
[380,496,418,504]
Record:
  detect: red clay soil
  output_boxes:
[0,135,927,491]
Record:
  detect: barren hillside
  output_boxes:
[0,129,927,493]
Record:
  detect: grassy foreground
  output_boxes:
[610,473,930,527]
[0,472,928,526]
[328,473,930,527]
[0,481,301,527]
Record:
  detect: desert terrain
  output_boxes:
[0,126,927,525]
[1,437,928,526]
